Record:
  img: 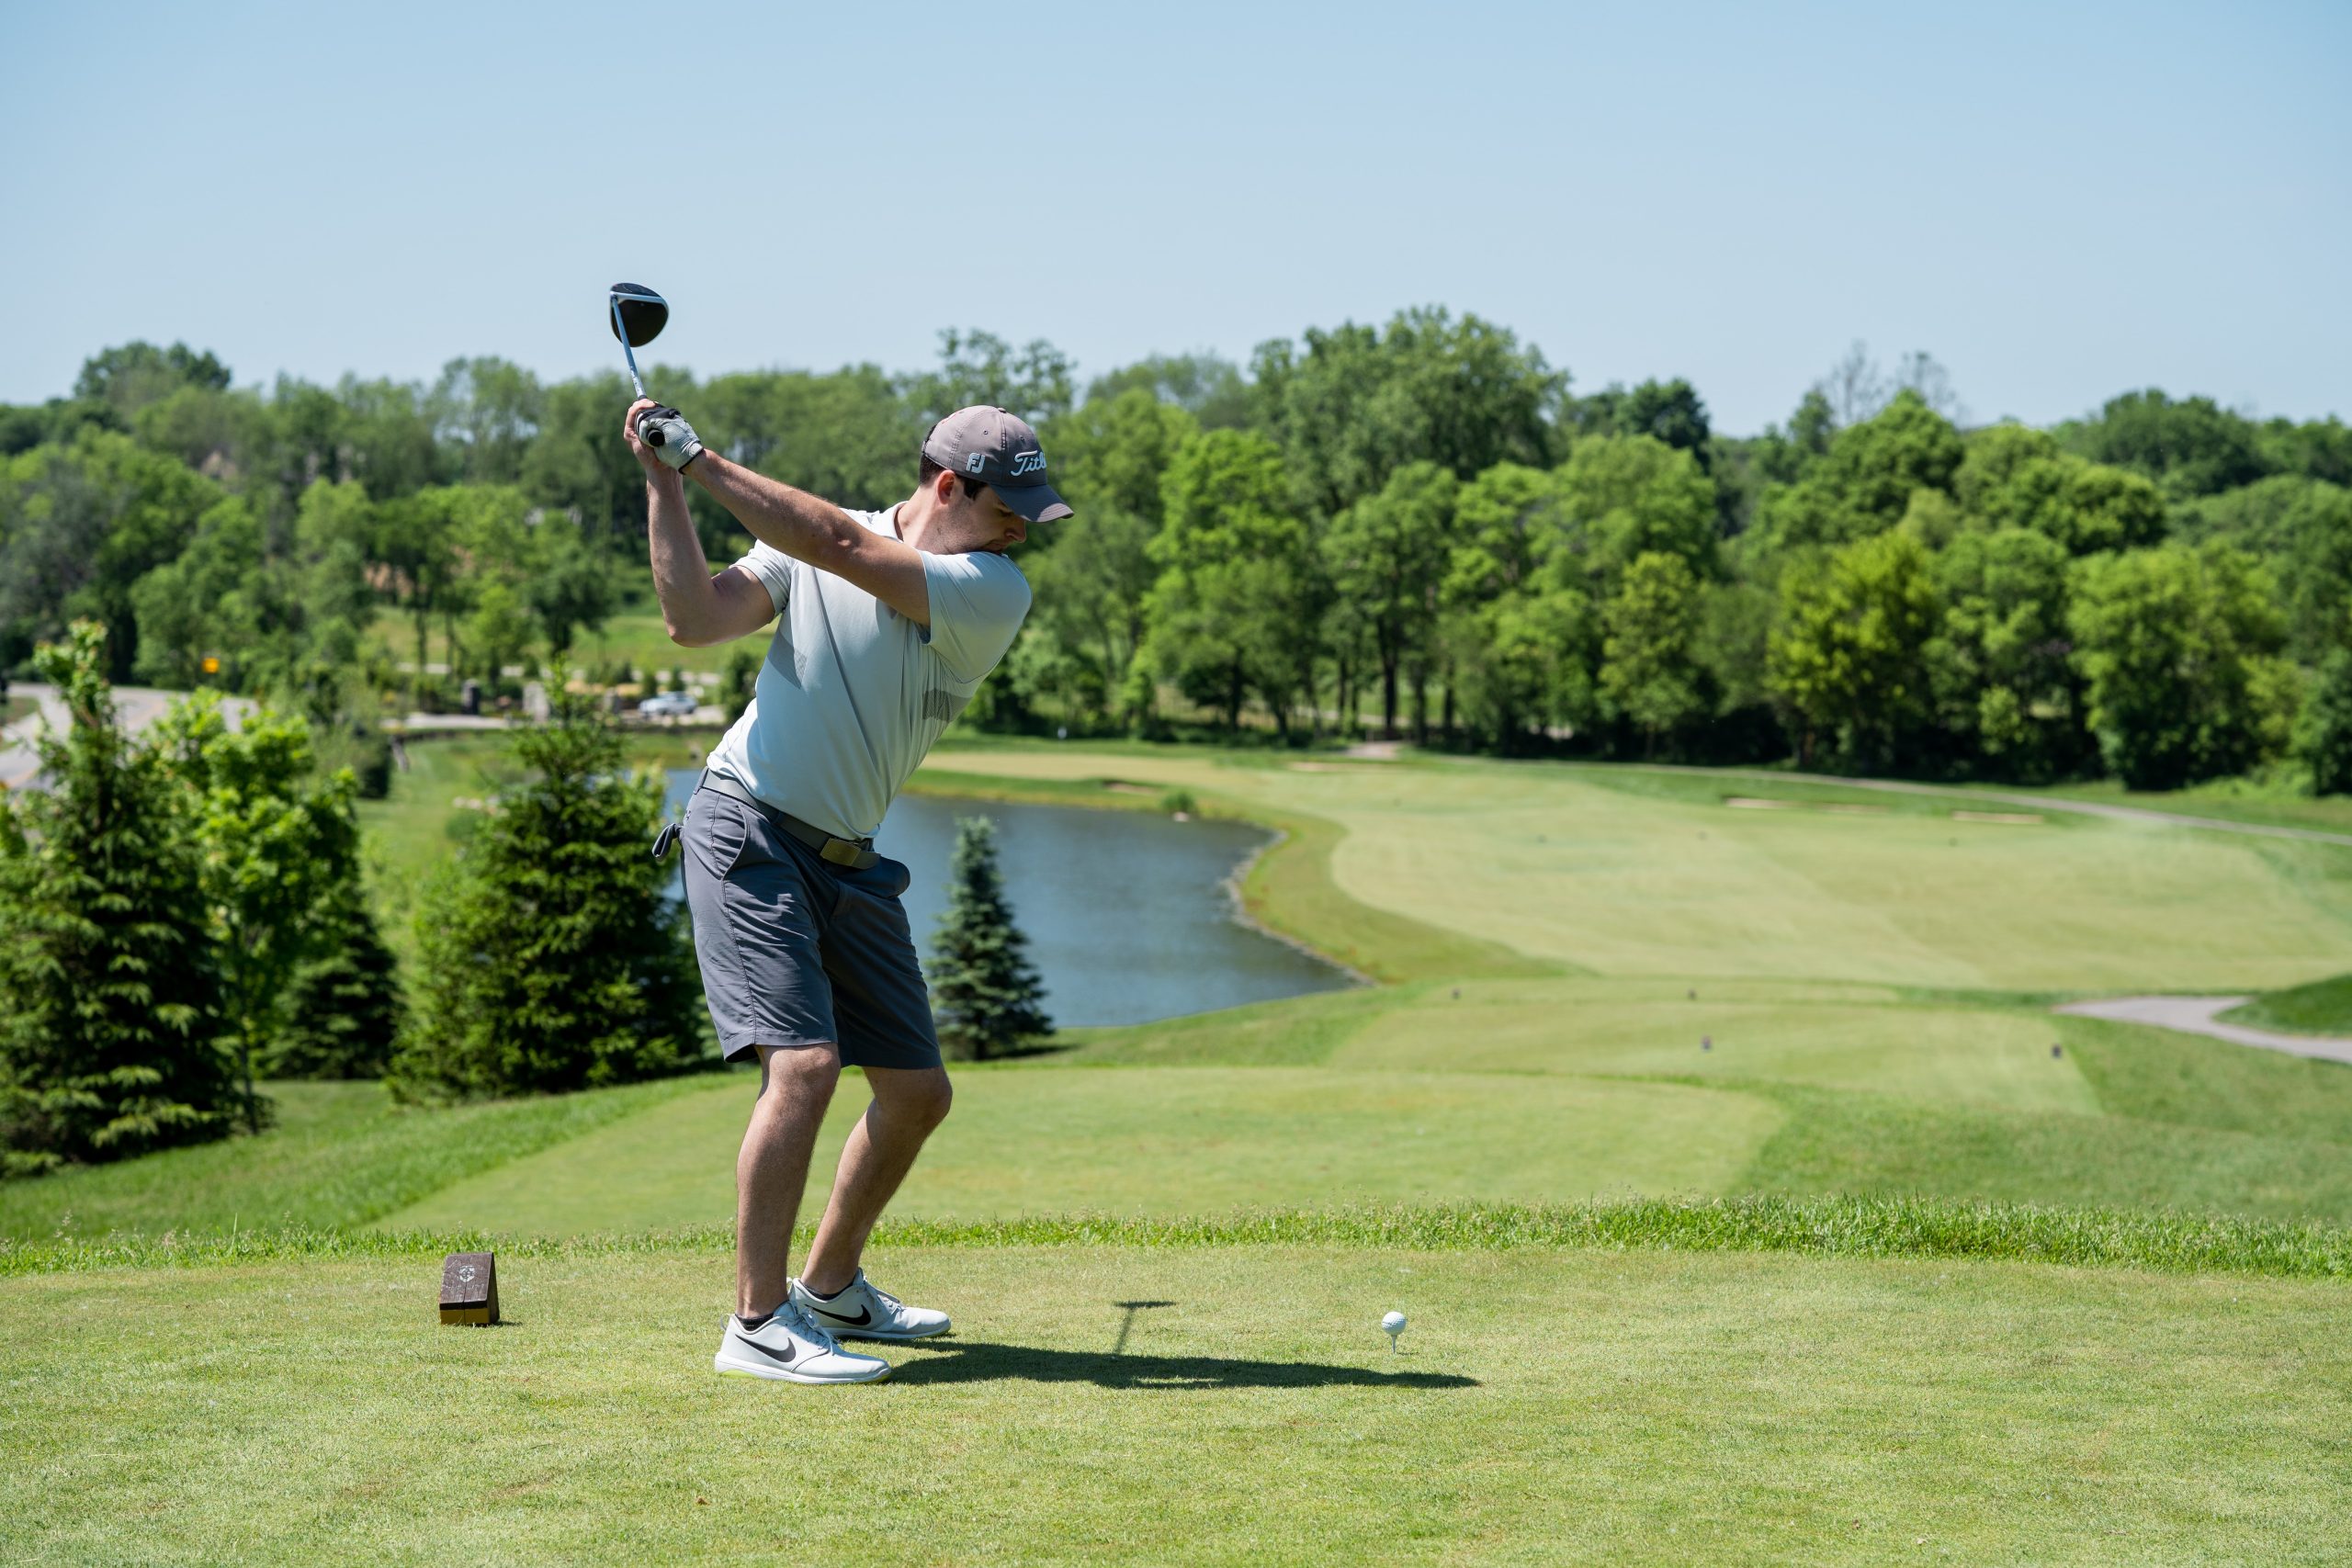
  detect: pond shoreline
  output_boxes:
[1214,826,1373,989]
[899,768,1371,988]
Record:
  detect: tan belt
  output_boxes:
[695,772,880,870]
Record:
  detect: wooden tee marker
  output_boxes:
[439,1251,500,1326]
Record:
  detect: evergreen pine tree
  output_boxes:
[266,899,406,1078]
[0,623,239,1174]
[927,817,1051,1061]
[393,692,706,1097]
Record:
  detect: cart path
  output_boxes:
[0,683,255,791]
[1600,762,2352,847]
[2055,996,2352,1067]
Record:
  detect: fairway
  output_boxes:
[6,1242,2345,1565]
[376,1067,1784,1235]
[917,747,2352,991]
[1335,977,2099,1113]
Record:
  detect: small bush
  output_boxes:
[393,694,707,1098]
[927,818,1051,1061]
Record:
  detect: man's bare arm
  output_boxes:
[643,469,776,647]
[681,449,933,627]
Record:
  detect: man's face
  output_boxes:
[932,471,1030,555]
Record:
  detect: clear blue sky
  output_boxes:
[6,1,2346,433]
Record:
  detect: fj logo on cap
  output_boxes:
[965,452,987,474]
[1012,450,1047,475]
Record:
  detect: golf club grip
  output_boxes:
[636,409,667,447]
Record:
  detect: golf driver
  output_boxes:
[609,282,667,400]
[608,282,684,453]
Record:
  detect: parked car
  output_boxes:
[638,691,700,718]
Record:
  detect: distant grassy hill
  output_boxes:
[16,742,2352,1252]
[2226,973,2352,1037]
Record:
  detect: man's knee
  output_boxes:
[756,1043,841,1107]
[877,1066,952,1132]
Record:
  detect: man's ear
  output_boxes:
[933,468,961,503]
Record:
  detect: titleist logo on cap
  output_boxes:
[922,406,1073,524]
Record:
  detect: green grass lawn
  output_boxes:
[2226,972,2352,1036]
[373,1066,1783,1235]
[0,1077,718,1240]
[19,738,2352,1562]
[6,1241,2346,1565]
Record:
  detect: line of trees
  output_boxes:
[6,319,2349,794]
[1011,329,2352,792]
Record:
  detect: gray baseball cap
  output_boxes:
[922,406,1073,524]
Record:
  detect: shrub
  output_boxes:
[394,694,706,1097]
[266,900,406,1079]
[0,624,240,1174]
[927,817,1051,1061]
[2299,648,2352,796]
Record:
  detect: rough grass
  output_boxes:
[5,1243,2346,1564]
[2224,972,2352,1037]
[0,1077,718,1241]
[1736,1083,2352,1224]
[9,1194,2349,1280]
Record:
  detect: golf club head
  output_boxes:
[608,283,668,348]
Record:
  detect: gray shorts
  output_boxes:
[679,787,942,1069]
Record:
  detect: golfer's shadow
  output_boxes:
[888,1341,1476,1392]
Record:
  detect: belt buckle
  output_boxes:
[820,837,866,867]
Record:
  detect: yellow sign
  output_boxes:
[200,656,220,674]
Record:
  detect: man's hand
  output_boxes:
[623,398,705,472]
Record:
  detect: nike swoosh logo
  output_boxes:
[734,1335,796,1366]
[812,1302,873,1327]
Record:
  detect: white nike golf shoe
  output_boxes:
[713,1303,890,1384]
[791,1269,951,1341]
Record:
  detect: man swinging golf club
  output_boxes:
[625,392,1069,1384]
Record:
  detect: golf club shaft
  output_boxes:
[612,297,647,400]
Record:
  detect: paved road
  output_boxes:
[2055,996,2352,1067]
[0,682,256,792]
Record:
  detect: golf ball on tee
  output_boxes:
[1382,1311,1407,1335]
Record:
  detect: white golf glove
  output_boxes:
[636,404,705,470]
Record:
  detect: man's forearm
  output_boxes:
[688,453,866,574]
[688,453,931,625]
[646,471,721,641]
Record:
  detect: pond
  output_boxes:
[662,772,1351,1027]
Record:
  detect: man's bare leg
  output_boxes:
[734,1043,841,1317]
[800,1066,953,1296]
